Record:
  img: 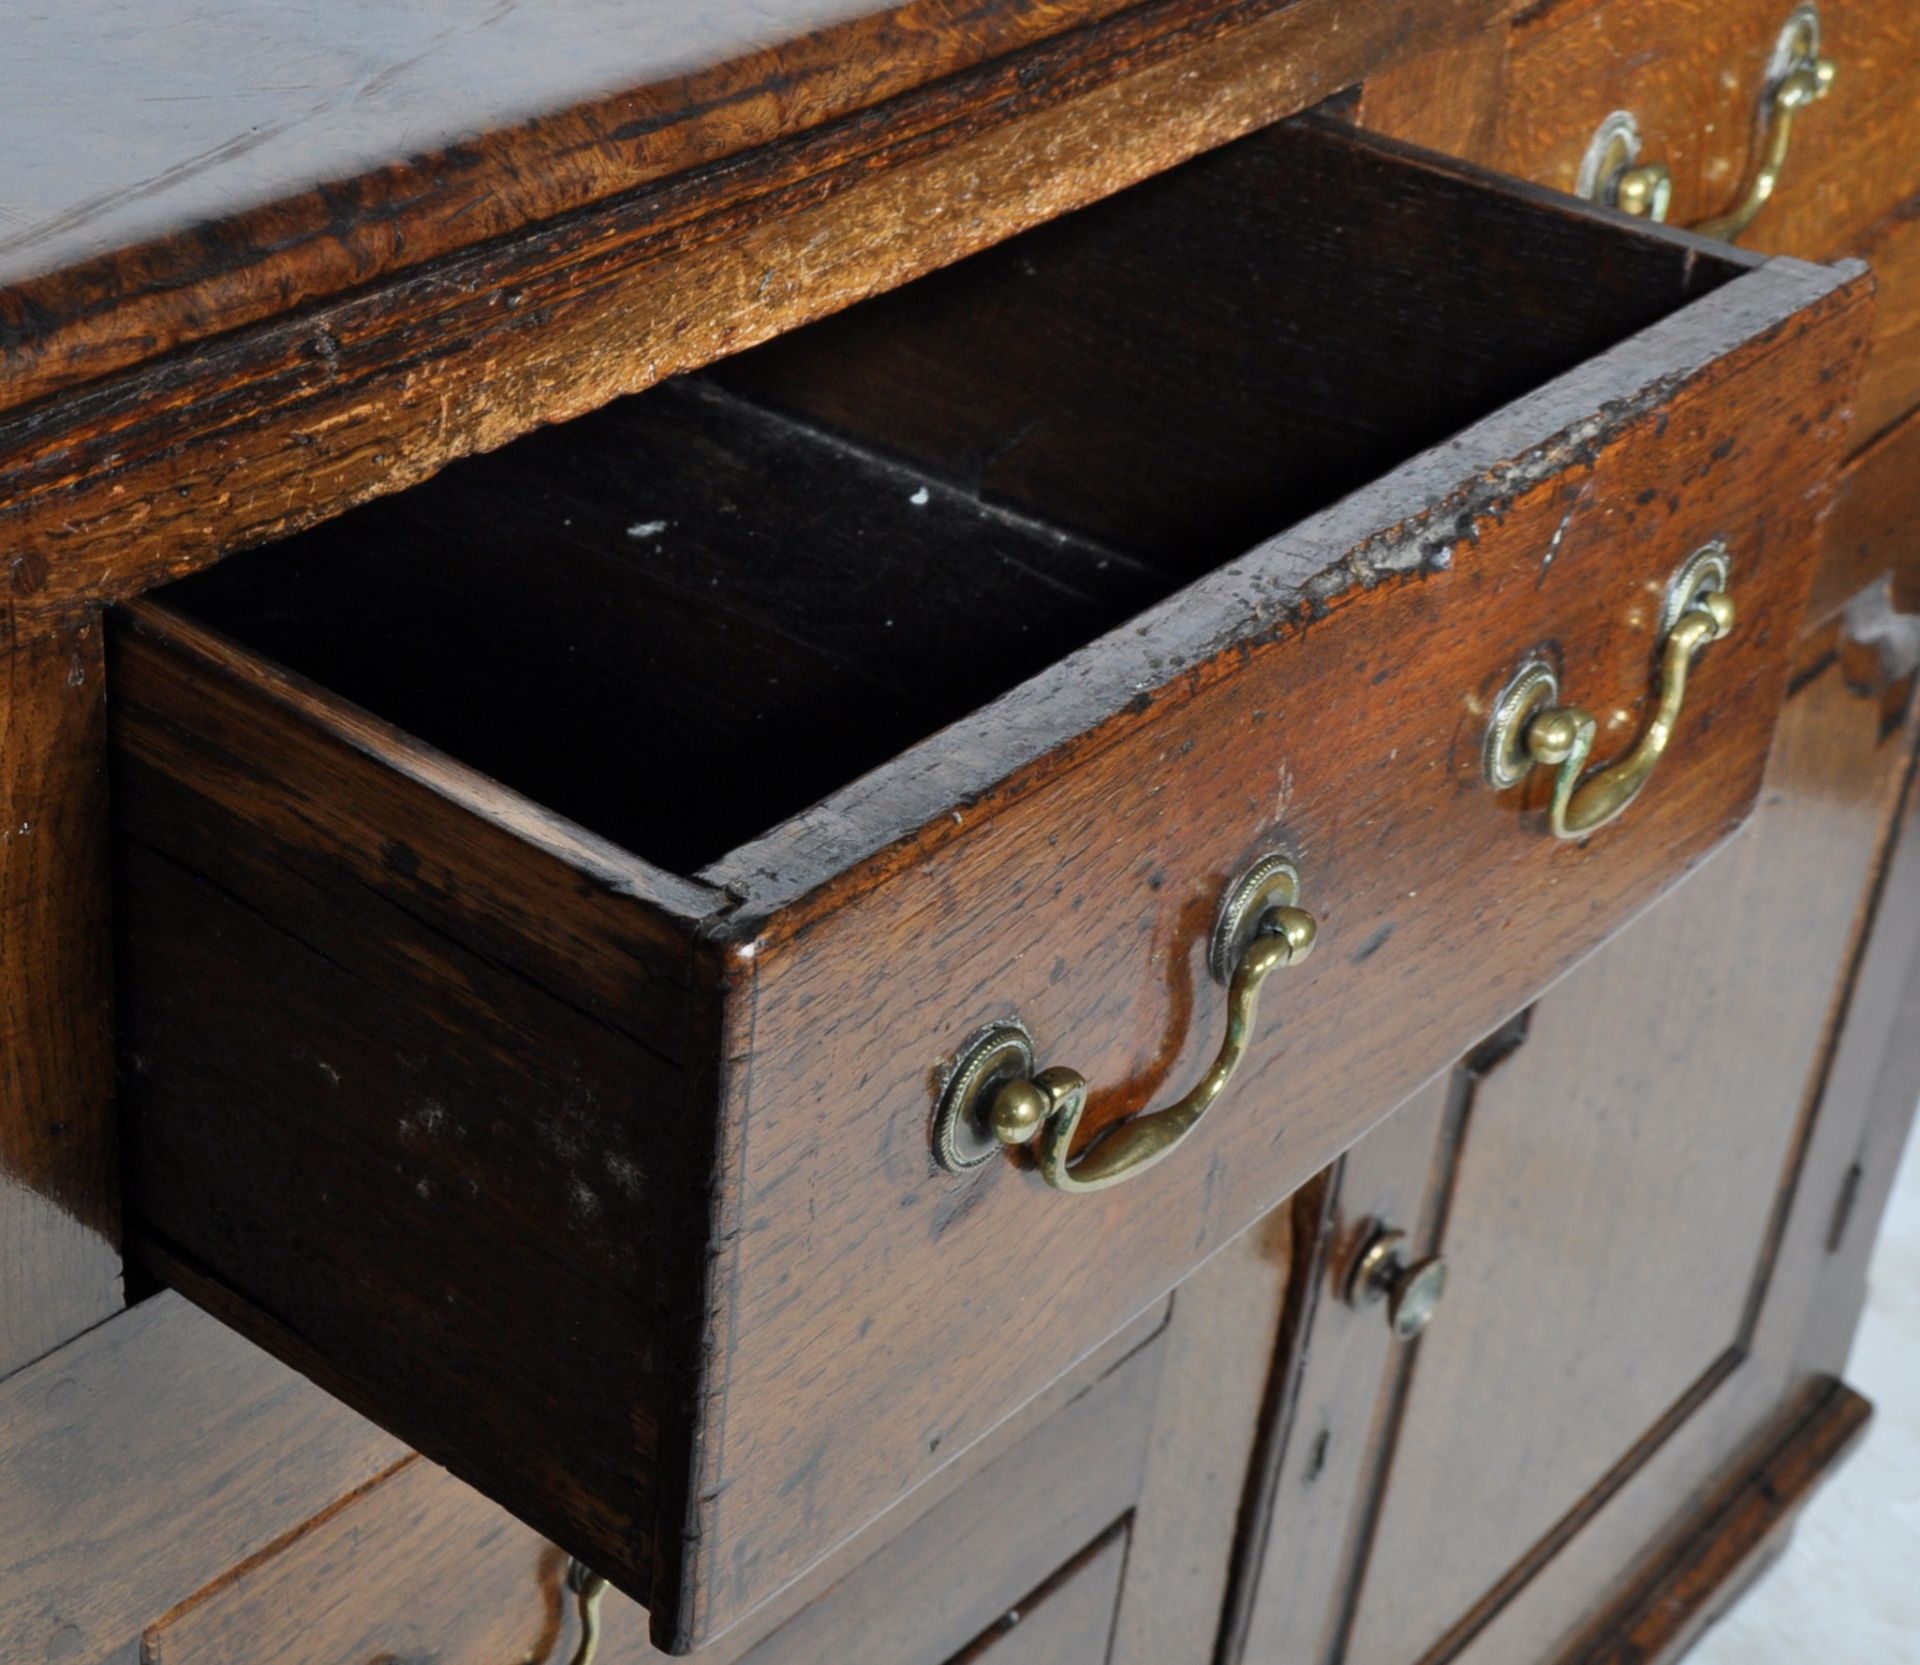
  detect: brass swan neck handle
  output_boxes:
[1486,544,1736,840]
[551,1559,607,1665]
[1693,29,1836,243]
[934,855,1317,1193]
[1582,4,1835,245]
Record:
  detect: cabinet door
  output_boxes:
[1236,620,1917,1665]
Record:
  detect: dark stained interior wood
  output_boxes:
[151,115,1751,875]
[110,592,721,1606]
[118,818,679,1593]
[0,621,122,1376]
[151,379,1168,875]
[712,116,1747,560]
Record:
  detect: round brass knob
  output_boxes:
[1348,1229,1447,1342]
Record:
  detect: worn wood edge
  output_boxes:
[1213,1173,1339,1665]
[648,917,763,1651]
[1554,1378,1873,1665]
[0,0,1503,634]
[709,255,1872,934]
[113,598,721,927]
[0,0,1272,412]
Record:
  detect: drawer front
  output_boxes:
[946,1529,1128,1665]
[142,1326,1159,1665]
[1478,2,1911,244]
[1415,1,1920,445]
[694,262,1868,1628]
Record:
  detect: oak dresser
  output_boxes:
[4,3,1917,1663]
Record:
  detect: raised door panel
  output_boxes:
[1341,636,1910,1665]
[1277,629,1913,1665]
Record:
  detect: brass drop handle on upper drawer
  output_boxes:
[1581,3,1835,242]
[933,854,1316,1193]
[1484,544,1736,840]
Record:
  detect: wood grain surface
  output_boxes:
[1,7,1914,1665]
[1227,1070,1459,1665]
[1110,1204,1294,1665]
[712,116,1747,565]
[1458,0,1920,265]
[946,1527,1130,1665]
[109,225,1869,1647]
[1360,0,1920,460]
[0,0,1498,638]
[1558,1380,1873,1665]
[1427,633,1915,1665]
[0,621,121,1377]
[1812,402,1920,623]
[0,1293,407,1665]
[1225,627,1916,1665]
[111,604,714,1606]
[0,0,1182,404]
[682,261,1867,1639]
[144,1319,1159,1665]
[1846,193,1920,447]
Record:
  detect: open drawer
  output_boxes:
[109,113,1869,1650]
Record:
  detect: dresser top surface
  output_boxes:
[6,0,936,282]
[2,0,1167,405]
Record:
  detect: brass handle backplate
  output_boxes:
[1484,544,1736,840]
[933,853,1316,1193]
[1580,3,1835,242]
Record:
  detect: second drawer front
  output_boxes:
[142,1325,1160,1665]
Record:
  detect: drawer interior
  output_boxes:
[151,114,1749,876]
